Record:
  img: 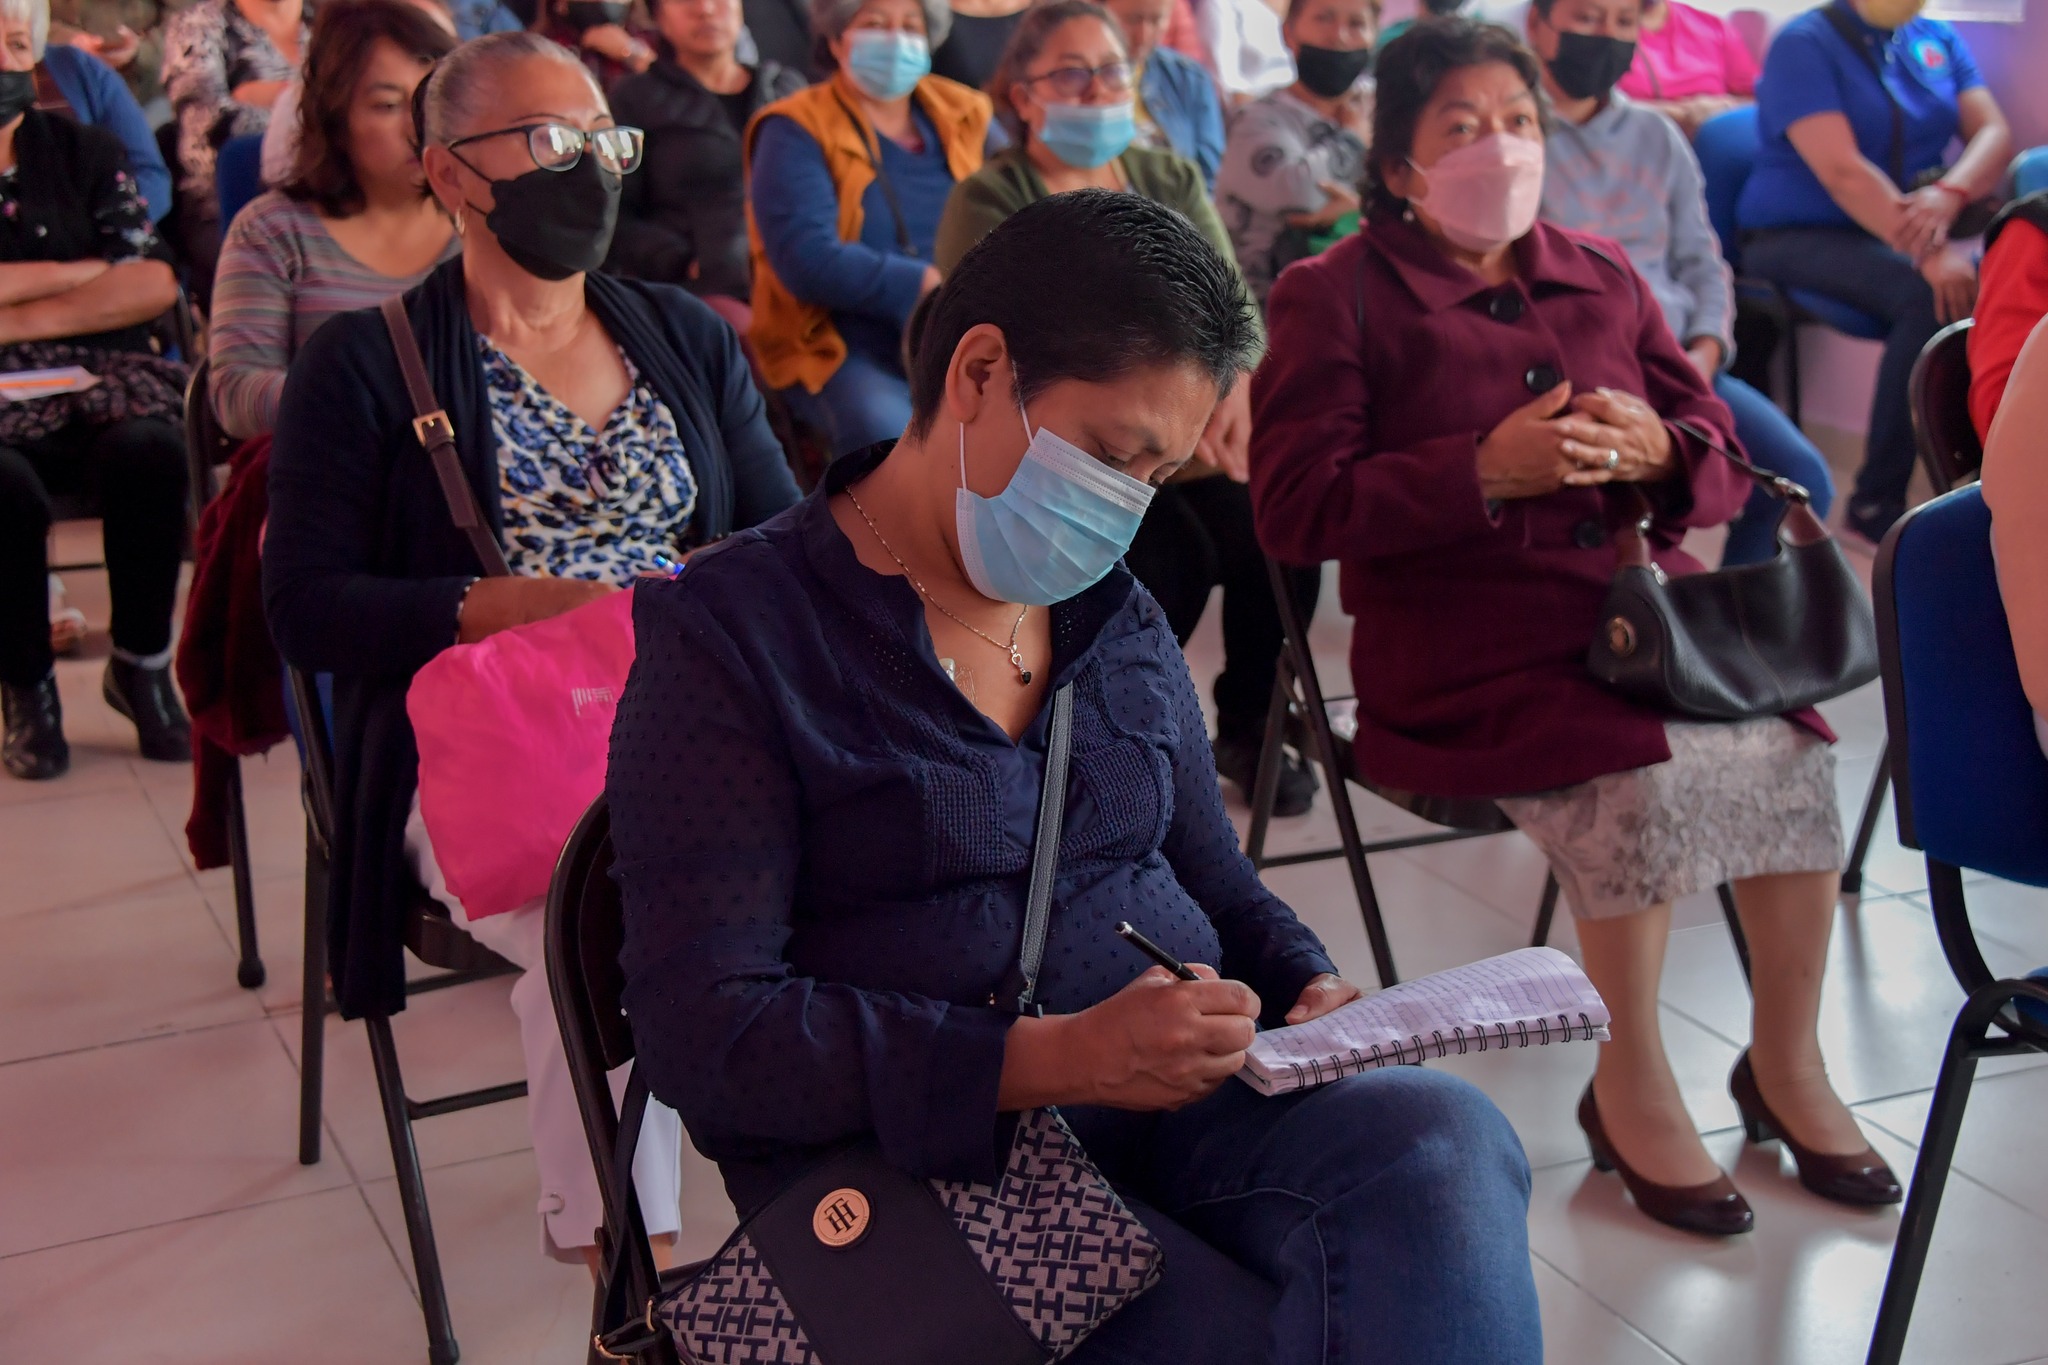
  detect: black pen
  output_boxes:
[1114,921,1201,982]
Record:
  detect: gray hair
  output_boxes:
[809,0,951,72]
[0,0,51,62]
[416,30,599,148]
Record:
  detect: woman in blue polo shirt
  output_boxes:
[1736,0,2007,543]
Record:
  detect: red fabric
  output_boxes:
[1969,218,2048,442]
[1249,217,1830,800]
[177,435,288,870]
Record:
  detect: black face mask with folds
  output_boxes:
[1546,30,1638,101]
[0,69,36,124]
[468,154,622,281]
[1294,43,1373,99]
[563,0,629,30]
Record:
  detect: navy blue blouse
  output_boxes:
[608,443,1338,1213]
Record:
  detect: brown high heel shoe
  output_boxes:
[1577,1082,1754,1236]
[1729,1051,1902,1206]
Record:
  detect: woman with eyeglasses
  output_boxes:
[746,0,994,459]
[263,29,801,1268]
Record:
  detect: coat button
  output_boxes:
[1524,363,1561,393]
[1488,291,1523,323]
[1573,519,1607,549]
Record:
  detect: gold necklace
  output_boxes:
[846,488,1034,685]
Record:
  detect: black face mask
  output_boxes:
[1294,43,1373,100]
[465,154,622,281]
[1547,30,1637,101]
[0,70,36,124]
[1421,0,1466,16]
[563,0,629,30]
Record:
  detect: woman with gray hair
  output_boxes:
[263,28,800,1273]
[745,0,994,458]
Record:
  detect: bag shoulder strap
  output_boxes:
[1008,682,1075,1016]
[1820,3,1906,186]
[379,295,512,579]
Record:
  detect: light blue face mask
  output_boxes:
[844,30,931,101]
[1038,100,1137,170]
[955,386,1157,606]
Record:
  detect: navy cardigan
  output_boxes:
[263,257,801,1018]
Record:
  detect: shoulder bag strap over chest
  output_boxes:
[831,85,917,256]
[1822,3,1907,187]
[379,294,512,579]
[1005,682,1075,1016]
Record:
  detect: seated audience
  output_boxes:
[929,0,1029,90]
[747,0,991,457]
[50,0,166,111]
[213,0,457,440]
[257,0,457,188]
[163,0,306,305]
[446,0,527,38]
[1614,0,1753,138]
[1103,0,1223,188]
[1982,313,2048,755]
[262,31,800,1264]
[1252,19,1900,1236]
[0,1,189,781]
[1736,0,2008,544]
[1215,0,1373,309]
[1530,0,1834,566]
[1376,0,1467,54]
[32,0,171,221]
[936,0,1318,813]
[743,0,815,74]
[543,0,657,90]
[1968,189,2048,441]
[607,0,805,315]
[609,188,1544,1365]
[1197,0,1293,101]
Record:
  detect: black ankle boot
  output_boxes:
[2,674,69,780]
[1211,715,1320,818]
[103,657,191,763]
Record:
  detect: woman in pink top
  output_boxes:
[1615,0,1755,138]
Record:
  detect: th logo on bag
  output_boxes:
[570,686,616,717]
[812,1188,871,1249]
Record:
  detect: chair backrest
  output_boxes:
[182,355,236,514]
[2012,145,2048,199]
[1693,104,1760,272]
[1875,485,2048,891]
[1908,319,1981,495]
[216,134,265,228]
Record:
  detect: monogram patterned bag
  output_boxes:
[601,685,1164,1365]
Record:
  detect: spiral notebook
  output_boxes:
[1240,948,1610,1096]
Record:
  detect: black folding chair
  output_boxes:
[287,665,526,1365]
[545,795,688,1365]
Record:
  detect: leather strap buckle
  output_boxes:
[412,410,454,447]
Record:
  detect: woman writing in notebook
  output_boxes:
[608,191,1543,1363]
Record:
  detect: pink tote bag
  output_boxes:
[407,587,636,919]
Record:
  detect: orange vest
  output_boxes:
[744,76,992,394]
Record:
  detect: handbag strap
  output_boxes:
[1004,682,1075,1016]
[1614,418,1830,568]
[1821,3,1907,187]
[379,295,512,579]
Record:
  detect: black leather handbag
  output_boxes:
[1584,419,1879,720]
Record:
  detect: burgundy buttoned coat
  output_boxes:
[1249,215,1829,799]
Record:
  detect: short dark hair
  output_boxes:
[987,0,1123,142]
[905,190,1262,439]
[284,0,457,217]
[1366,18,1545,217]
[1284,0,1384,28]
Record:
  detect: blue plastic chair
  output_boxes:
[215,133,265,229]
[2011,145,2048,199]
[1865,485,2048,1365]
[1694,105,1887,430]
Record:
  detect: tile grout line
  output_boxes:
[1529,1249,1688,1365]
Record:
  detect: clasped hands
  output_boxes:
[1475,381,1675,502]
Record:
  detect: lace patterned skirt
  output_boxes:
[1496,718,1843,921]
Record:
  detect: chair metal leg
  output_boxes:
[1529,873,1559,948]
[1287,677,1398,987]
[1244,670,1292,868]
[1843,745,1890,898]
[226,760,265,989]
[1717,883,1753,985]
[299,823,328,1167]
[367,1012,462,1365]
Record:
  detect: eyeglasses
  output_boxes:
[446,122,646,175]
[1024,61,1134,100]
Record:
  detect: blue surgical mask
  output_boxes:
[1037,100,1137,170]
[845,30,931,101]
[955,386,1157,606]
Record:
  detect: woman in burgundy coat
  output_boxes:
[1249,19,1899,1237]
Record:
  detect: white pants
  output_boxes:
[405,796,683,1261]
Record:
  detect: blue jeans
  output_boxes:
[1063,1066,1541,1364]
[782,345,913,460]
[1739,226,1940,532]
[1714,373,1837,566]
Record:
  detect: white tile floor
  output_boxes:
[5,525,2047,1365]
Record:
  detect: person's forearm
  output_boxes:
[1942,120,2013,203]
[0,260,176,344]
[1816,160,1906,243]
[995,1013,1088,1110]
[0,260,105,307]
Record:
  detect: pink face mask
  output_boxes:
[1409,133,1546,254]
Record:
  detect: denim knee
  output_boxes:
[1310,1066,1533,1210]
